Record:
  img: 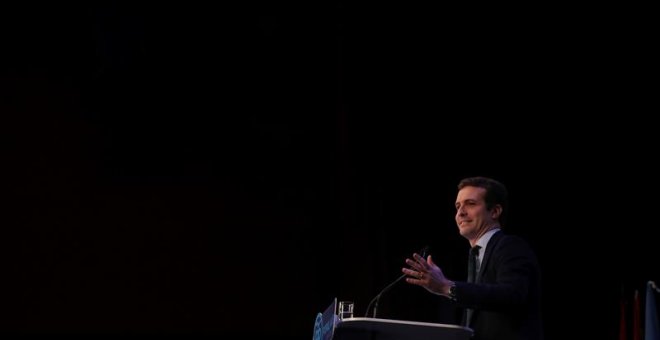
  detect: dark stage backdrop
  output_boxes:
[2,3,657,339]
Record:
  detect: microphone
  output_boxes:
[364,245,430,318]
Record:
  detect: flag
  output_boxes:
[634,290,641,340]
[645,281,660,340]
[620,292,627,340]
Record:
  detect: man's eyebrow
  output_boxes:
[456,199,477,206]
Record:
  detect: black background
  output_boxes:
[2,2,657,339]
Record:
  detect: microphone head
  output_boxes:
[420,245,430,258]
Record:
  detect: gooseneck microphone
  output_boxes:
[364,246,430,318]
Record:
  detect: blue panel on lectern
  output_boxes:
[313,298,337,340]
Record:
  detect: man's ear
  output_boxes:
[491,204,502,220]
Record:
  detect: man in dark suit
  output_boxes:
[402,176,543,340]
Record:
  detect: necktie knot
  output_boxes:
[470,245,481,258]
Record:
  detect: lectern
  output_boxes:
[313,299,473,340]
[335,317,473,340]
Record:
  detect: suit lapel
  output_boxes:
[476,231,504,283]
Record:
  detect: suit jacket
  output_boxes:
[453,231,543,340]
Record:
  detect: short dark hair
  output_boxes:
[458,176,508,223]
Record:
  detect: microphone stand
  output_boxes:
[364,246,429,318]
[364,273,407,318]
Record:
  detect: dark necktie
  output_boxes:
[465,245,481,327]
[467,245,481,283]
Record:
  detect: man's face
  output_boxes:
[455,186,499,241]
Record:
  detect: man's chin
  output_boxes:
[458,227,474,238]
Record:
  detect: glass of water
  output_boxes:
[338,301,354,320]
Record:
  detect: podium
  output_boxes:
[312,299,472,340]
[334,317,473,340]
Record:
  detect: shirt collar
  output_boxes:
[475,227,501,250]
